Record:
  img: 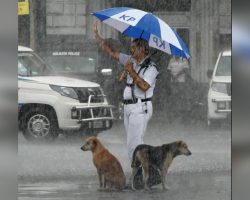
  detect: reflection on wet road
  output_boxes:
[19,172,230,200]
[18,120,231,200]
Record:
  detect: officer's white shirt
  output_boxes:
[119,53,159,100]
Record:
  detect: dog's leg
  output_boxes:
[130,167,139,190]
[142,164,150,190]
[103,176,106,188]
[97,170,103,189]
[105,180,112,191]
[160,167,168,190]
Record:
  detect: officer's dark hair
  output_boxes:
[132,38,149,55]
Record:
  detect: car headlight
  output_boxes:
[211,82,227,94]
[50,85,78,100]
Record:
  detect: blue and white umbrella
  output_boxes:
[92,7,190,59]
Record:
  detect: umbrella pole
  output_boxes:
[139,30,144,39]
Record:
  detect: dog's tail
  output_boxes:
[131,146,141,168]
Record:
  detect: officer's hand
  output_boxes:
[125,61,134,74]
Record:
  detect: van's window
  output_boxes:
[18,52,54,76]
[215,55,231,76]
[45,56,96,75]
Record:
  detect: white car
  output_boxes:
[18,46,114,141]
[207,50,231,126]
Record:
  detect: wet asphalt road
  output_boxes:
[18,119,231,200]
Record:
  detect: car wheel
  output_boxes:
[22,107,59,141]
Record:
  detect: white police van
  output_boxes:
[18,46,114,141]
[207,50,231,127]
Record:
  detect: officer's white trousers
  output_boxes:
[124,100,153,161]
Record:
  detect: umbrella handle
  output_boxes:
[118,70,127,83]
[118,51,156,83]
[118,56,133,83]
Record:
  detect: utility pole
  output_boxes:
[29,0,36,50]
[18,0,31,46]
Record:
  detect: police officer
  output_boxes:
[93,21,159,161]
[167,56,191,123]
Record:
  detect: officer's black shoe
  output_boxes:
[132,166,162,189]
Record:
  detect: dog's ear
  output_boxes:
[176,140,188,148]
[92,138,97,147]
[176,140,183,146]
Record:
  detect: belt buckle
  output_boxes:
[123,99,133,104]
[133,98,138,104]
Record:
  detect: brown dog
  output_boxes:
[131,140,191,190]
[81,136,126,190]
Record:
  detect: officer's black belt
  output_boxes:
[123,98,152,105]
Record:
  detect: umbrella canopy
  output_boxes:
[92,7,190,59]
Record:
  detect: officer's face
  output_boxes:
[130,42,144,59]
[130,43,137,56]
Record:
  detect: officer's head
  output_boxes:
[130,38,149,59]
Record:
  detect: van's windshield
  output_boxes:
[18,52,55,76]
[45,56,96,75]
[215,55,231,76]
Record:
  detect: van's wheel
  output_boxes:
[22,107,59,141]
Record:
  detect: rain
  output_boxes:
[17,0,231,199]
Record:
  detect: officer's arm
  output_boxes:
[93,21,119,61]
[125,63,150,92]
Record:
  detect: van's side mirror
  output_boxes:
[207,69,213,79]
